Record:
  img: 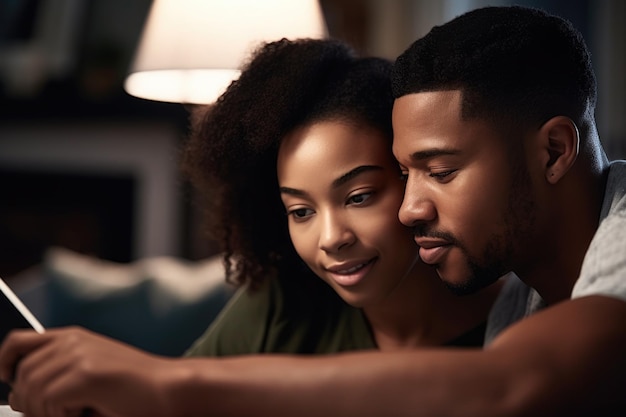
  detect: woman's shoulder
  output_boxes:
[185,270,376,356]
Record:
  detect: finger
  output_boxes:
[0,329,53,382]
[35,370,96,417]
[12,342,78,417]
[11,388,89,417]
[7,390,22,412]
[17,339,104,417]
[12,327,90,388]
[46,401,86,417]
[14,332,74,389]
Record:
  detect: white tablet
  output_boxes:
[0,405,22,416]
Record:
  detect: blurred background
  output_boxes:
[1,0,624,278]
[1,0,624,399]
[0,0,626,403]
[0,0,624,361]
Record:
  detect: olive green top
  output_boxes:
[185,272,486,357]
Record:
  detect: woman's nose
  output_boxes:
[318,211,356,253]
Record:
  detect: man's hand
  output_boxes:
[0,327,180,417]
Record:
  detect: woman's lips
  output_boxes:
[326,258,376,287]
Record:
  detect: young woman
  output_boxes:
[0,38,505,417]
[181,37,503,355]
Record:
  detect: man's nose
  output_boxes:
[398,177,436,227]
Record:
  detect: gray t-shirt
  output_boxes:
[485,160,626,345]
[572,160,626,300]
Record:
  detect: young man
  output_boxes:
[1,6,624,417]
[390,5,626,341]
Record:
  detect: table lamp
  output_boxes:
[124,0,328,105]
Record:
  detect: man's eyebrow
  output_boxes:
[409,148,460,161]
[279,165,383,196]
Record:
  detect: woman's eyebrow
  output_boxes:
[331,165,383,188]
[279,186,306,197]
[279,165,383,196]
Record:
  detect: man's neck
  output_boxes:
[520,162,610,305]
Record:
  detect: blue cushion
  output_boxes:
[39,248,233,356]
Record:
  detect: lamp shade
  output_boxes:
[124,0,328,104]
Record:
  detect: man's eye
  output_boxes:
[429,170,456,181]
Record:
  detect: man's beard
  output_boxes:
[443,157,536,296]
[443,237,511,296]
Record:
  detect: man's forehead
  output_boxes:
[392,91,507,165]
[392,90,463,117]
[392,91,464,151]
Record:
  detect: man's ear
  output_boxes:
[540,116,579,184]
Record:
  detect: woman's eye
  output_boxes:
[288,207,314,220]
[348,192,372,206]
[398,165,409,181]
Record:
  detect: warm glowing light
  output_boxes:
[124,0,327,104]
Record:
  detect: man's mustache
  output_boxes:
[411,226,458,246]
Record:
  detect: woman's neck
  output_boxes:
[363,267,503,351]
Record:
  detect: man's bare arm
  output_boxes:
[173,296,626,417]
[1,296,624,417]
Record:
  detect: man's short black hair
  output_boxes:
[392,6,597,130]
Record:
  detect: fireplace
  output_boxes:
[0,121,184,279]
[1,168,136,277]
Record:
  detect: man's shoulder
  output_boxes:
[605,160,626,208]
[572,160,626,302]
[597,160,626,225]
